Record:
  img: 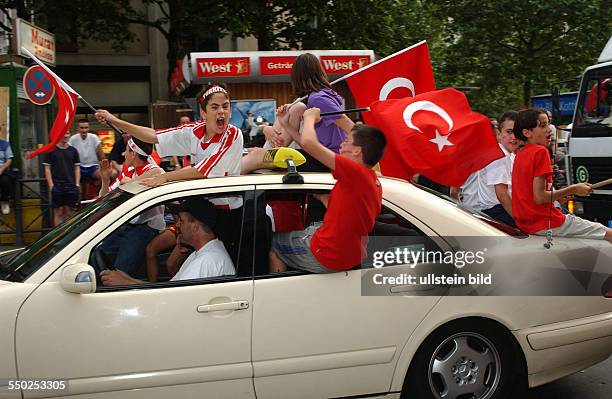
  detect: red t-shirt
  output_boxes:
[512,144,565,234]
[310,155,382,271]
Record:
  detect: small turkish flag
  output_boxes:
[369,88,503,187]
[345,41,436,125]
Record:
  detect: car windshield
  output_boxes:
[0,190,132,282]
[574,67,612,137]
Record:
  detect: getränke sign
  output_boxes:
[188,50,375,83]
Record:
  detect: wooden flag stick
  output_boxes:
[591,178,612,189]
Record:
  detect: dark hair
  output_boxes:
[291,53,332,98]
[131,136,154,160]
[197,82,230,109]
[513,108,547,141]
[498,111,518,132]
[351,124,387,167]
[499,111,518,124]
[77,118,89,124]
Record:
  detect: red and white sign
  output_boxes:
[16,19,56,66]
[23,65,55,105]
[260,56,297,76]
[320,56,370,74]
[196,57,250,77]
[189,50,374,83]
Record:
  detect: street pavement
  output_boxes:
[526,355,611,398]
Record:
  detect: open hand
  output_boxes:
[263,125,284,148]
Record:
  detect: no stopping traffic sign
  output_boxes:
[23,65,55,105]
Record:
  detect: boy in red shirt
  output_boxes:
[269,107,387,273]
[512,109,612,242]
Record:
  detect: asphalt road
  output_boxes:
[526,355,611,398]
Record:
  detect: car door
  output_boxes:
[15,187,256,399]
[250,186,444,399]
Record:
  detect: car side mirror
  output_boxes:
[60,263,97,294]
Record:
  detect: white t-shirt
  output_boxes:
[155,121,243,177]
[155,122,244,209]
[171,238,235,281]
[69,133,101,167]
[461,144,514,211]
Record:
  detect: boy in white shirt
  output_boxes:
[458,111,519,226]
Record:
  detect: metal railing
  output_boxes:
[0,178,52,246]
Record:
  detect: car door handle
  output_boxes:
[197,300,249,313]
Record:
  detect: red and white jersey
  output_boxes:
[109,162,160,191]
[154,122,243,178]
[109,161,165,230]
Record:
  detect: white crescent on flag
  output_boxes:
[403,101,454,133]
[379,77,415,100]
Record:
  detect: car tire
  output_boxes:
[401,318,525,399]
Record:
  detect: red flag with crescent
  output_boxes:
[344,41,436,122]
[369,88,503,187]
[21,48,80,158]
[28,73,79,158]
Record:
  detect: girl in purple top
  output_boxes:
[240,53,354,173]
[289,53,353,153]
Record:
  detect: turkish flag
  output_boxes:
[23,48,80,158]
[369,88,503,187]
[28,72,79,158]
[345,41,436,124]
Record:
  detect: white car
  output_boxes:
[0,173,611,399]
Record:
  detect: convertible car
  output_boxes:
[0,172,611,399]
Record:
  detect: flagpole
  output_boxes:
[320,107,370,117]
[21,47,122,135]
[329,40,427,85]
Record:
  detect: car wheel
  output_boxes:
[402,319,524,399]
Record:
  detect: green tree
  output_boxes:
[429,0,612,115]
[2,0,242,84]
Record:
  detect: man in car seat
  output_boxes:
[100,198,235,286]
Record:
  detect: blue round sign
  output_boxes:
[24,65,55,105]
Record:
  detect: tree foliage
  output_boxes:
[428,0,612,115]
[2,0,610,115]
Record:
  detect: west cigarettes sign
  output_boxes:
[320,56,370,74]
[196,57,251,77]
[189,50,375,83]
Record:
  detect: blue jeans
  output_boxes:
[95,224,158,278]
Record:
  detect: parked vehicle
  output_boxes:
[556,36,612,226]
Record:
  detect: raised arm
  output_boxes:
[299,108,336,170]
[335,114,355,135]
[95,110,158,144]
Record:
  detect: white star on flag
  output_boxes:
[429,130,453,151]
